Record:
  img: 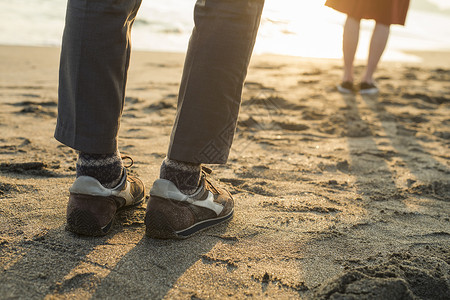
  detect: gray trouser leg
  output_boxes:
[55,0,142,154]
[167,0,265,164]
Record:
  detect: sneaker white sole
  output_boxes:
[337,85,353,94]
[360,88,379,95]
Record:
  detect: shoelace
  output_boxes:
[201,166,212,174]
[121,155,134,168]
[201,166,220,194]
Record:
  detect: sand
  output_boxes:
[0,45,449,299]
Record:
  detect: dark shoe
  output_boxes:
[145,167,234,239]
[66,168,145,236]
[359,82,379,95]
[337,81,355,94]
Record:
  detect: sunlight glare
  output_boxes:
[255,0,424,62]
[255,0,345,59]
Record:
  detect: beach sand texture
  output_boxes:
[0,46,449,299]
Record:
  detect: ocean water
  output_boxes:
[1,0,449,62]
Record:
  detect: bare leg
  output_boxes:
[342,16,360,83]
[362,22,390,84]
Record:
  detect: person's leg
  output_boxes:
[160,0,265,195]
[56,0,142,187]
[167,0,265,164]
[55,0,141,154]
[56,0,145,236]
[361,22,390,84]
[147,0,265,239]
[342,16,360,83]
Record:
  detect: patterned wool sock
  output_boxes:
[160,157,201,195]
[76,150,123,188]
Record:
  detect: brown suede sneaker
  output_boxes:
[359,82,379,95]
[66,169,145,236]
[337,81,355,94]
[145,168,234,239]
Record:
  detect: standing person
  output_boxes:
[325,0,410,94]
[55,0,265,239]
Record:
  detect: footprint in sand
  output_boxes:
[301,110,326,121]
[319,113,372,137]
[10,100,57,118]
[311,253,450,300]
[402,93,449,105]
[220,177,275,196]
[0,182,29,196]
[0,137,31,154]
[146,100,175,111]
[428,68,450,81]
[125,96,144,105]
[407,181,450,201]
[270,121,309,131]
[0,161,61,177]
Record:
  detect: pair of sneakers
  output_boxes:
[66,162,233,239]
[337,81,379,95]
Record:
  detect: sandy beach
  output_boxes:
[0,45,449,299]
